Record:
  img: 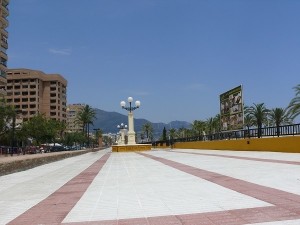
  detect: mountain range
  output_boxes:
[90,108,191,137]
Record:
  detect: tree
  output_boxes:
[20,114,63,145]
[62,132,86,148]
[142,122,153,141]
[192,120,206,136]
[214,114,221,132]
[162,127,167,141]
[0,103,15,137]
[206,117,214,135]
[169,128,177,139]
[287,84,300,120]
[269,108,292,137]
[244,114,254,137]
[76,105,96,146]
[245,103,269,138]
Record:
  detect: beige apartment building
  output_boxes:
[66,103,85,133]
[0,0,9,98]
[4,69,67,122]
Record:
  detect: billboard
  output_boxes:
[220,85,243,131]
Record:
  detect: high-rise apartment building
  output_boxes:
[66,104,85,133]
[3,69,67,122]
[0,0,9,98]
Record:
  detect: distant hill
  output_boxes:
[90,108,191,138]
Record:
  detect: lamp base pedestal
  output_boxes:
[112,144,152,152]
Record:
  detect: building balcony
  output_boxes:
[2,0,9,7]
[1,5,9,17]
[0,28,8,38]
[1,39,8,49]
[0,50,7,60]
[0,16,9,29]
[0,57,7,67]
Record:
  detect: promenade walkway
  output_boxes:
[1,148,300,225]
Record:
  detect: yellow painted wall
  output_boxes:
[174,136,300,153]
[112,144,151,152]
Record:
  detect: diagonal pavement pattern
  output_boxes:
[1,148,300,224]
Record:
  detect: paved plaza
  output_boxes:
[1,148,300,225]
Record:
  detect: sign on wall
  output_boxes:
[220,85,244,131]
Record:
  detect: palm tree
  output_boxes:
[142,122,153,142]
[192,120,206,137]
[212,114,221,133]
[245,103,269,138]
[76,105,96,146]
[169,128,177,139]
[269,108,292,137]
[178,127,186,138]
[244,114,254,138]
[287,84,300,120]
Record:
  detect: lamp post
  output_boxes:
[120,97,140,145]
[117,123,127,145]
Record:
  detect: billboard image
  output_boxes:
[220,85,244,131]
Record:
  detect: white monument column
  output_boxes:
[120,97,141,145]
[127,111,136,145]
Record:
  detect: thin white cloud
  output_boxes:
[48,48,72,56]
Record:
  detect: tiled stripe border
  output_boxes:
[170,150,300,165]
[138,153,300,225]
[7,153,111,225]
[7,151,300,225]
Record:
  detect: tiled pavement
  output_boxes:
[1,148,300,225]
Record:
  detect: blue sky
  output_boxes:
[7,0,300,123]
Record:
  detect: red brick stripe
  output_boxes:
[7,153,111,225]
[172,150,300,165]
[7,151,300,225]
[137,152,300,224]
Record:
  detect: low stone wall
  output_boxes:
[0,148,101,176]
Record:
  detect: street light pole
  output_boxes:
[120,97,140,145]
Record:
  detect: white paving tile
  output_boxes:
[0,150,108,225]
[152,150,300,195]
[63,152,271,222]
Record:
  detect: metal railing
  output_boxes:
[146,123,300,146]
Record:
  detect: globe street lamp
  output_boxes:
[117,123,127,145]
[120,97,140,145]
